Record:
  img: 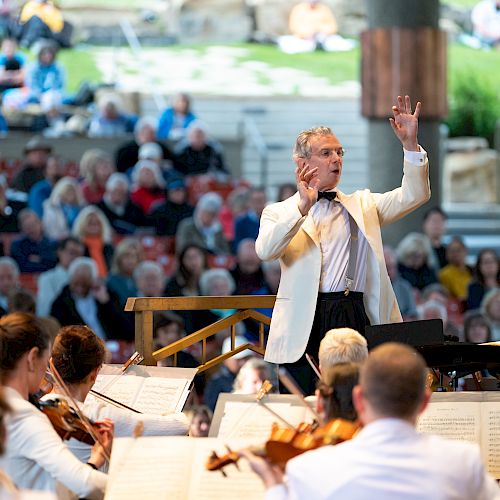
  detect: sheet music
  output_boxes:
[105,436,264,500]
[90,375,144,408]
[216,401,307,440]
[133,377,189,414]
[417,401,481,443]
[481,402,500,477]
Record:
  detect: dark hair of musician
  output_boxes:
[0,313,51,381]
[52,325,106,384]
[317,362,359,422]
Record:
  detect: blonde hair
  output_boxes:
[318,328,368,371]
[72,205,113,243]
[79,149,113,188]
[111,238,144,274]
[396,232,433,267]
[47,176,84,206]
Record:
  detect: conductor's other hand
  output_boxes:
[296,163,319,216]
[389,95,421,152]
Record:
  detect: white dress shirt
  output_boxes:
[265,418,500,500]
[0,387,107,500]
[36,265,68,317]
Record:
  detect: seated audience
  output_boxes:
[130,160,166,215]
[11,208,57,273]
[244,343,500,498]
[471,0,500,48]
[438,237,472,301]
[43,324,188,466]
[149,177,194,236]
[422,206,448,269]
[36,236,85,317]
[277,182,297,202]
[318,327,368,372]
[7,288,36,315]
[383,245,418,320]
[0,38,25,93]
[176,192,231,255]
[417,298,461,341]
[137,141,179,184]
[174,122,227,176]
[220,187,250,243]
[133,260,166,297]
[11,136,52,193]
[164,244,207,297]
[396,232,437,291]
[233,186,267,250]
[79,149,115,204]
[481,288,500,341]
[185,405,212,438]
[231,239,265,295]
[204,335,254,411]
[50,257,130,340]
[467,249,500,311]
[0,257,20,314]
[115,116,174,173]
[97,173,145,234]
[72,206,114,277]
[157,92,197,141]
[463,311,492,344]
[0,312,110,497]
[233,358,274,395]
[107,238,142,307]
[42,176,84,240]
[88,94,134,138]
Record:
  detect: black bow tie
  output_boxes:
[317,191,337,201]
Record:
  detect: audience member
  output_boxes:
[174,122,227,176]
[88,93,134,137]
[0,257,20,313]
[164,244,207,297]
[276,182,296,202]
[234,186,267,249]
[204,335,254,410]
[157,92,197,141]
[72,205,114,277]
[11,208,57,273]
[50,257,130,340]
[233,358,274,395]
[137,141,179,184]
[107,238,143,307]
[422,206,447,269]
[420,283,450,306]
[417,298,461,341]
[220,187,250,242]
[481,288,500,341]
[133,260,166,297]
[176,192,231,255]
[0,174,26,232]
[42,176,84,240]
[245,343,500,498]
[97,173,145,234]
[318,327,368,372]
[36,236,84,316]
[471,0,500,47]
[396,232,437,291]
[0,38,25,93]
[438,237,472,301]
[11,136,52,193]
[463,311,492,344]
[7,288,35,314]
[130,160,166,215]
[185,405,212,438]
[383,245,418,320]
[231,239,264,295]
[467,249,500,311]
[115,116,174,173]
[149,177,194,236]
[79,148,115,204]
[27,154,64,217]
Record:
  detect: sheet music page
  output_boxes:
[417,401,481,443]
[480,402,500,478]
[132,377,189,414]
[216,402,307,440]
[188,438,265,500]
[105,436,194,499]
[88,375,144,408]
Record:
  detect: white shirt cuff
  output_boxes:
[265,484,288,500]
[403,146,427,166]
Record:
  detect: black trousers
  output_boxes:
[282,291,370,395]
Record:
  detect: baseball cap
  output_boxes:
[167,177,186,190]
[221,336,254,359]
[23,136,52,154]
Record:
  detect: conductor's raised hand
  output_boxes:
[389,95,421,152]
[296,163,319,216]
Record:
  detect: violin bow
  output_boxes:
[305,354,322,379]
[255,380,296,430]
[89,389,142,414]
[98,351,144,394]
[49,359,111,463]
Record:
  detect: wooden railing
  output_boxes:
[125,296,276,371]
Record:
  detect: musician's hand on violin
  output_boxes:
[239,450,284,489]
[89,419,114,469]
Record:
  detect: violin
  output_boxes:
[206,418,360,474]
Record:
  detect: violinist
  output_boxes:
[42,324,188,466]
[0,312,111,499]
[245,343,500,500]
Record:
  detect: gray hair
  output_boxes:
[79,149,113,186]
[318,328,368,370]
[293,126,334,160]
[0,257,20,278]
[233,358,274,392]
[134,116,158,138]
[395,232,433,267]
[68,257,98,281]
[133,260,164,283]
[417,299,448,323]
[106,172,130,192]
[199,268,235,296]
[131,160,166,188]
[195,192,223,217]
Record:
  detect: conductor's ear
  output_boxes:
[296,157,307,169]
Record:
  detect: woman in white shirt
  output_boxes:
[43,324,188,465]
[0,312,112,499]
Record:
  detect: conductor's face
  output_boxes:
[303,134,344,191]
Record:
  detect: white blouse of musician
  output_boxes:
[41,393,189,468]
[0,387,107,500]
